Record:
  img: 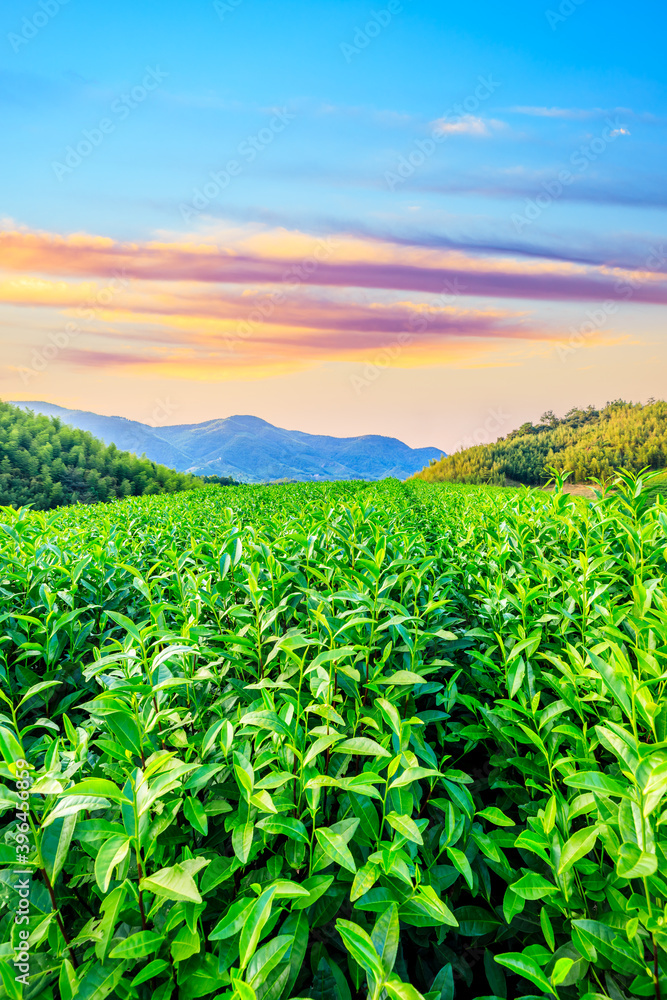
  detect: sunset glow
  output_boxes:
[2,0,666,447]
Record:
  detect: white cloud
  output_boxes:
[506,106,645,126]
[431,114,505,137]
[508,106,599,119]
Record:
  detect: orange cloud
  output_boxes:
[0,222,657,381]
[1,225,665,302]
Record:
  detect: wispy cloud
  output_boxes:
[2,226,666,305]
[507,105,667,125]
[410,169,667,210]
[2,221,639,381]
[312,102,415,127]
[0,273,533,340]
[134,207,667,275]
[431,114,505,137]
[61,349,160,369]
[508,106,608,120]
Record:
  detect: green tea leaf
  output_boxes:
[351,862,380,902]
[210,897,254,940]
[378,671,426,685]
[292,874,335,910]
[385,978,427,1000]
[617,842,658,878]
[232,820,255,863]
[94,834,131,893]
[477,807,515,826]
[41,813,77,884]
[390,766,440,788]
[495,953,552,994]
[336,919,383,981]
[564,772,629,797]
[109,930,164,960]
[371,902,400,974]
[572,919,646,976]
[453,906,502,936]
[183,795,208,836]
[336,737,391,758]
[76,960,127,1000]
[316,827,357,872]
[61,778,125,801]
[385,811,423,845]
[140,863,202,903]
[257,815,309,843]
[558,825,599,875]
[239,887,277,969]
[130,960,170,987]
[0,727,24,766]
[511,873,558,900]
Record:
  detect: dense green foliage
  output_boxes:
[415,399,667,485]
[201,476,241,488]
[0,401,203,509]
[1,475,667,1000]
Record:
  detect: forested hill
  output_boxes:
[0,400,207,509]
[413,400,667,486]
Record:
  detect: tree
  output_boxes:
[414,401,667,486]
[0,400,207,510]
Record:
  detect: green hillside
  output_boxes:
[0,399,209,509]
[414,399,667,486]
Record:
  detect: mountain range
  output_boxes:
[10,402,445,483]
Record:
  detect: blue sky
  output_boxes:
[1,0,666,449]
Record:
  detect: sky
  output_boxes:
[1,0,666,452]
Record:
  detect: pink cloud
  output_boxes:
[1,228,666,305]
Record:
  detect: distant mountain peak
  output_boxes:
[9,401,446,483]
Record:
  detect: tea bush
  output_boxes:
[0,473,666,1000]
